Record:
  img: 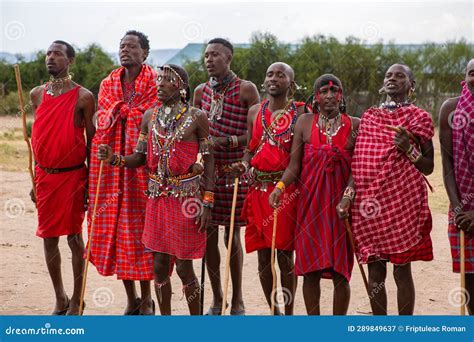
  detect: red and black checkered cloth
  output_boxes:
[351,105,435,264]
[449,81,474,273]
[87,65,158,280]
[201,77,249,227]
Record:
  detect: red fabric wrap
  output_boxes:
[295,114,354,280]
[351,105,434,264]
[142,139,206,260]
[32,86,87,238]
[87,65,158,280]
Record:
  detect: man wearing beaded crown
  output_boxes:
[88,30,158,315]
[234,62,304,315]
[29,40,95,315]
[439,59,474,315]
[97,64,215,315]
[194,38,260,315]
[338,64,435,315]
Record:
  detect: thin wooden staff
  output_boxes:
[79,160,104,315]
[460,230,466,316]
[199,255,206,315]
[221,177,239,315]
[344,219,370,297]
[13,65,36,201]
[270,209,278,315]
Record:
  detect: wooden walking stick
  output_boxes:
[221,177,239,315]
[460,230,466,315]
[344,219,370,297]
[79,160,104,315]
[13,65,36,202]
[270,209,278,315]
[199,255,206,315]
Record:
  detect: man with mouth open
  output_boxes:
[194,38,260,315]
[88,30,158,315]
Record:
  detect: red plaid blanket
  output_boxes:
[351,105,434,263]
[87,65,158,280]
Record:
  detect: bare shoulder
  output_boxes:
[30,85,44,99]
[190,106,207,121]
[240,79,258,93]
[78,86,95,104]
[248,103,260,116]
[296,112,315,125]
[439,97,459,123]
[194,83,206,97]
[349,115,361,130]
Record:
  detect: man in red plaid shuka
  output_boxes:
[88,31,157,315]
[194,38,260,315]
[347,64,435,315]
[439,59,474,315]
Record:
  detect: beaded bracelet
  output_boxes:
[231,135,239,148]
[406,144,422,163]
[202,191,215,209]
[276,181,286,192]
[110,154,125,167]
[342,186,356,202]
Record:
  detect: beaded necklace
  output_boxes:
[151,103,194,179]
[46,74,72,96]
[258,100,297,152]
[316,112,344,146]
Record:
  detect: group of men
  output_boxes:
[28,29,473,316]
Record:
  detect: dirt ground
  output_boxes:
[0,115,464,315]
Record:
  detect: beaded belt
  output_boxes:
[37,163,85,174]
[145,171,202,198]
[251,169,285,192]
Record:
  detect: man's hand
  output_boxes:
[387,125,411,153]
[229,162,247,177]
[455,210,474,234]
[97,144,114,162]
[336,197,352,219]
[197,207,212,233]
[269,188,283,209]
[213,137,230,150]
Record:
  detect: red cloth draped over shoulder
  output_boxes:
[295,114,354,280]
[87,65,158,280]
[242,101,304,253]
[351,105,434,264]
[31,86,87,238]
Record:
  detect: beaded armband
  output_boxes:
[406,144,422,163]
[134,131,148,155]
[110,154,125,167]
[342,186,356,202]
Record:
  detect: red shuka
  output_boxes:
[32,86,87,238]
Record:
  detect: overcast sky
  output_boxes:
[1,0,472,54]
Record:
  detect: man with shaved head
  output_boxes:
[234,62,304,315]
[194,38,259,315]
[439,59,474,315]
[341,64,435,315]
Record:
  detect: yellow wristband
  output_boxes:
[276,181,286,192]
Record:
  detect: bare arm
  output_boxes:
[79,89,96,168]
[439,97,462,210]
[193,83,205,109]
[195,109,215,192]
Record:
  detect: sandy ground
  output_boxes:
[0,168,463,316]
